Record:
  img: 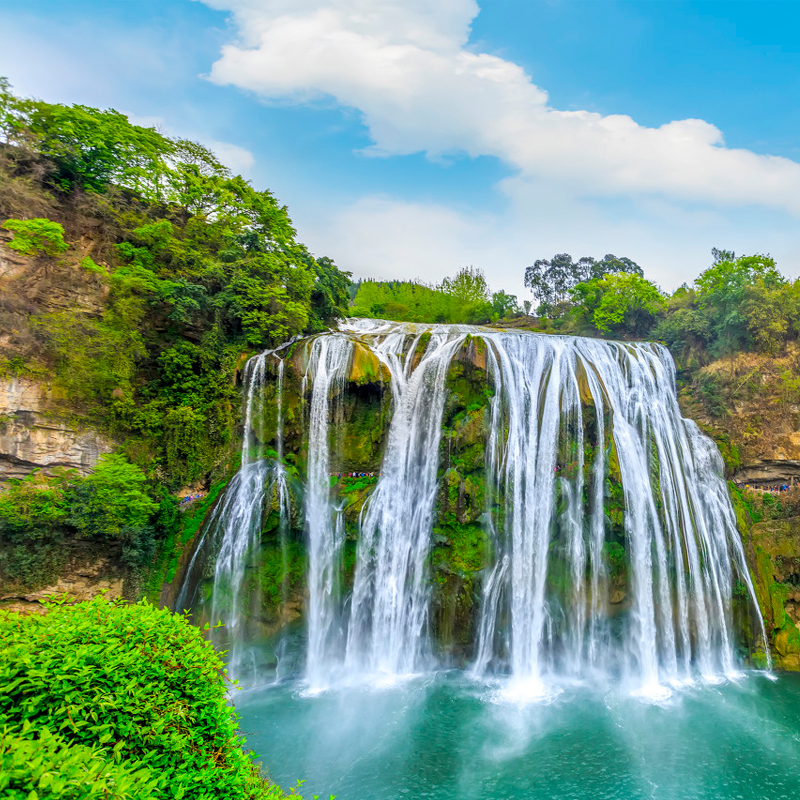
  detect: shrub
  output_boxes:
[2,217,69,257]
[0,596,296,799]
[67,453,157,539]
[0,726,157,799]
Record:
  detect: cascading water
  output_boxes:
[344,326,468,677]
[176,348,292,684]
[468,333,767,696]
[208,352,272,678]
[185,318,767,696]
[303,334,354,688]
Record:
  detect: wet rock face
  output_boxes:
[746,517,800,669]
[0,377,114,483]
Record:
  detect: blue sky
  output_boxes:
[1,0,799,296]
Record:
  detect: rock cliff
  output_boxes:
[740,514,800,669]
[0,376,113,482]
[0,224,114,484]
[679,347,800,484]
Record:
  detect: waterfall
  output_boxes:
[209,352,271,677]
[192,319,766,695]
[470,332,767,694]
[176,349,292,684]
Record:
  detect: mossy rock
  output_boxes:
[348,343,388,385]
[337,392,388,471]
[743,516,800,669]
[431,571,477,659]
[437,467,485,525]
[339,475,379,529]
[773,623,800,669]
[431,519,488,576]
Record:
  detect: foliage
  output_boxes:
[350,267,514,324]
[0,79,351,497]
[2,217,69,257]
[524,252,642,316]
[0,596,304,799]
[24,102,175,195]
[491,290,520,319]
[67,454,158,539]
[602,541,627,579]
[0,725,157,799]
[0,469,71,539]
[695,251,788,357]
[523,247,800,367]
[0,456,165,584]
[570,272,665,337]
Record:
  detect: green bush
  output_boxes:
[0,726,157,799]
[67,454,158,539]
[1,217,69,257]
[350,267,504,324]
[0,457,167,586]
[0,596,298,799]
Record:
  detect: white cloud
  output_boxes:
[202,0,800,216]
[206,140,256,175]
[293,193,800,297]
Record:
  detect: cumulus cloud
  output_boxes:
[201,0,800,216]
[206,140,256,175]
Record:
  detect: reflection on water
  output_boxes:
[236,671,800,800]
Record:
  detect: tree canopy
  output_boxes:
[0,79,353,492]
[524,253,643,316]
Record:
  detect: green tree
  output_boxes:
[25,101,174,195]
[525,253,643,316]
[0,79,352,504]
[491,290,520,320]
[571,272,664,337]
[695,252,785,356]
[67,454,157,539]
[439,266,493,323]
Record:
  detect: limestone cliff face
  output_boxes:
[679,348,800,483]
[741,515,800,669]
[0,376,114,482]
[0,543,125,615]
[0,227,114,484]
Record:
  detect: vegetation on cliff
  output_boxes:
[521,248,797,354]
[0,79,349,589]
[0,78,350,475]
[349,267,521,325]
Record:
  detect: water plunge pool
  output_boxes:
[237,671,800,800]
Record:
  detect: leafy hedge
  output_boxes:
[0,597,300,800]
